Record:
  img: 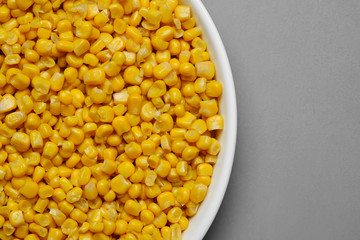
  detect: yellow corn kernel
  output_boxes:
[8,72,30,91]
[178,62,195,79]
[124,199,141,216]
[64,67,78,83]
[97,219,114,236]
[146,81,166,99]
[206,138,221,156]
[154,26,174,42]
[190,183,207,203]
[49,208,66,226]
[33,166,45,183]
[19,177,38,198]
[74,198,88,213]
[199,99,218,117]
[122,66,141,85]
[138,210,154,227]
[110,174,131,194]
[112,116,131,135]
[29,222,48,237]
[0,94,17,113]
[66,187,83,203]
[34,39,52,56]
[65,154,80,170]
[157,192,175,210]
[78,166,91,186]
[175,187,190,205]
[182,130,199,143]
[126,219,142,234]
[23,234,40,240]
[152,212,167,229]
[94,10,109,28]
[33,198,48,214]
[89,39,106,54]
[38,184,53,198]
[194,61,216,80]
[10,132,30,152]
[205,115,223,131]
[113,18,127,34]
[61,218,78,235]
[127,183,141,199]
[86,2,99,19]
[125,142,142,159]
[108,3,124,18]
[196,175,211,186]
[58,200,74,216]
[103,190,116,202]
[117,161,135,179]
[73,38,90,56]
[75,21,92,39]
[9,210,24,227]
[59,176,73,193]
[68,128,85,145]
[83,53,99,67]
[28,130,43,149]
[166,207,182,224]
[59,31,73,41]
[105,134,121,146]
[152,62,171,80]
[0,5,10,23]
[70,208,87,224]
[174,5,191,21]
[205,80,223,97]
[4,111,25,129]
[64,53,82,68]
[182,16,196,29]
[96,179,110,196]
[196,163,213,177]
[175,161,187,177]
[55,40,74,52]
[69,89,84,108]
[83,68,105,85]
[183,26,202,42]
[48,228,63,240]
[42,141,58,159]
[34,213,50,227]
[182,146,199,161]
[115,219,128,235]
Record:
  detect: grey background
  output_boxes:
[202,0,360,240]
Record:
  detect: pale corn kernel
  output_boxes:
[0,94,17,113]
[196,61,216,80]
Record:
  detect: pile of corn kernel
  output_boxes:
[0,0,224,239]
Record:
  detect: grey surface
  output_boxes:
[203,0,360,240]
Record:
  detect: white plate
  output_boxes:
[180,1,237,239]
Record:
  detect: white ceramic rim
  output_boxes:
[180,1,237,239]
